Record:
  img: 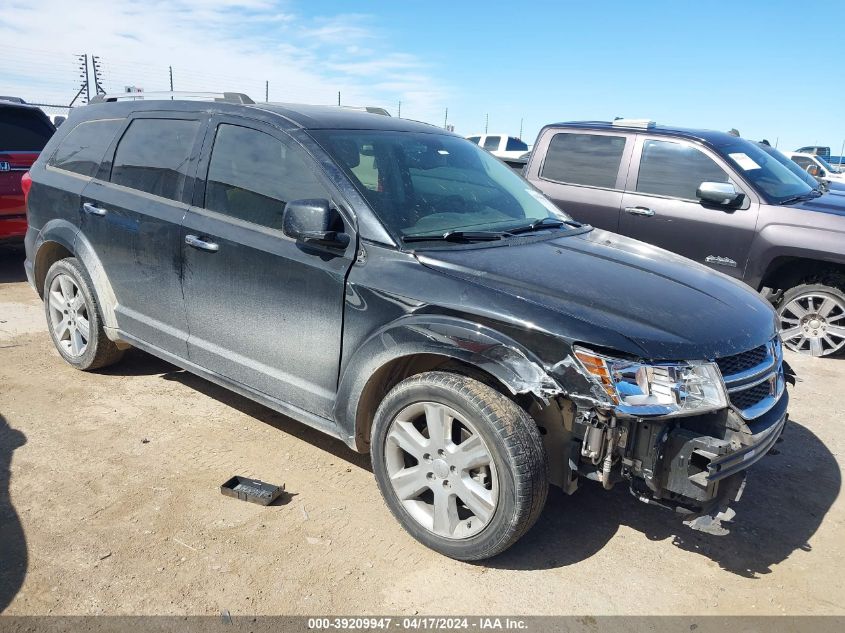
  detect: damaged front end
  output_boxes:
[548,337,791,534]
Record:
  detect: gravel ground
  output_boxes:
[0,245,843,616]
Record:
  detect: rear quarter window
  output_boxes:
[0,107,55,151]
[49,119,123,177]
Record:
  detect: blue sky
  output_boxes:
[1,0,842,152]
[328,0,843,151]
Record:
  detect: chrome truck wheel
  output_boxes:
[779,286,845,357]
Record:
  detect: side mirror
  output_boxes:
[806,164,820,177]
[697,181,743,207]
[283,199,349,250]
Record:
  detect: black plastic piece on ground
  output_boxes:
[220,476,284,506]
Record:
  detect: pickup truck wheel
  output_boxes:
[778,282,845,357]
[371,371,548,560]
[44,258,124,370]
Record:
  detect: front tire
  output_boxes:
[371,372,548,560]
[43,257,124,370]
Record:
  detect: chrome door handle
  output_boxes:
[185,234,219,252]
[82,202,107,216]
[624,206,655,217]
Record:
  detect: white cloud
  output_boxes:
[0,1,448,123]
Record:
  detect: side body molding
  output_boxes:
[334,314,563,449]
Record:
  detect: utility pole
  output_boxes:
[519,118,523,140]
[265,80,269,102]
[398,100,401,118]
[337,91,341,106]
[485,113,488,134]
[839,139,845,168]
[444,107,448,129]
[169,66,174,91]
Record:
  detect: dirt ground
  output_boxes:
[0,244,843,616]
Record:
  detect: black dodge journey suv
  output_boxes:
[23,93,791,560]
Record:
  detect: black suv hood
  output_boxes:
[417,229,778,360]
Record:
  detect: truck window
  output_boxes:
[791,156,813,170]
[635,140,729,200]
[483,136,500,151]
[466,136,481,145]
[540,132,626,188]
[506,137,528,152]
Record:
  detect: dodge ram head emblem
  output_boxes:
[0,161,10,172]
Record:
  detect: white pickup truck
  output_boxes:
[787,152,845,185]
[466,133,530,160]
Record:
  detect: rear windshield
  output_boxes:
[0,107,55,151]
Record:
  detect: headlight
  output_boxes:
[574,347,727,417]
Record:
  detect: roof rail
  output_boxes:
[611,118,655,129]
[89,91,255,105]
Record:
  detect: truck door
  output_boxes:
[618,136,759,280]
[524,129,633,232]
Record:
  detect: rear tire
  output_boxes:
[777,278,845,357]
[43,257,124,370]
[371,371,548,560]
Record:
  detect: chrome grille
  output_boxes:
[715,338,784,420]
[715,344,768,377]
[728,380,772,410]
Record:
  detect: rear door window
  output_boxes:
[483,136,501,151]
[0,107,55,151]
[635,140,729,200]
[203,123,328,231]
[110,118,200,201]
[541,132,626,188]
[49,119,123,177]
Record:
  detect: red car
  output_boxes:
[0,99,55,243]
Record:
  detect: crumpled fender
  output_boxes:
[334,314,566,447]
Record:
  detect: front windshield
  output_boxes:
[311,130,570,241]
[756,143,820,189]
[720,140,813,204]
[816,155,841,173]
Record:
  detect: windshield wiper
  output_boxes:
[402,230,511,243]
[779,190,823,205]
[508,217,583,234]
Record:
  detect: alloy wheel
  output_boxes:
[779,292,845,357]
[48,273,91,358]
[384,401,499,540]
